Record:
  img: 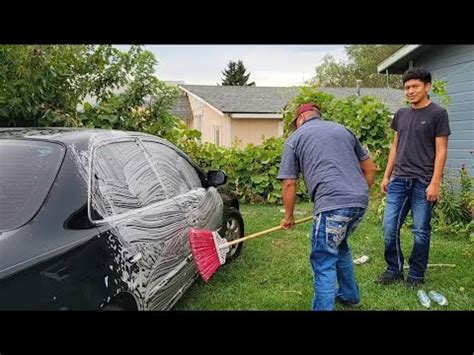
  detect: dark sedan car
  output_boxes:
[0,128,244,310]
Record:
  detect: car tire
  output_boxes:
[102,304,125,311]
[224,207,244,263]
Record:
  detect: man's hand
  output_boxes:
[280,215,295,230]
[426,182,441,202]
[360,157,377,188]
[381,177,390,193]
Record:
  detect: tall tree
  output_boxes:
[221,60,255,86]
[311,45,403,88]
[0,45,178,136]
[310,54,357,88]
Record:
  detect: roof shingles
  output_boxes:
[180,85,404,114]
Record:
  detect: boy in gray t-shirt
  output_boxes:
[278,103,377,311]
[376,67,450,288]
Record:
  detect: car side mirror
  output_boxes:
[207,170,227,186]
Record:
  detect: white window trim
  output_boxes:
[213,125,221,147]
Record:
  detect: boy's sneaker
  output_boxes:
[375,270,404,285]
[417,290,431,308]
[335,297,361,309]
[428,290,448,306]
[406,275,424,289]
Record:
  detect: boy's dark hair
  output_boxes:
[402,67,432,84]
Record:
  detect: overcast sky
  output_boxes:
[116,45,348,87]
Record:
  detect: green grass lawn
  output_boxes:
[175,198,473,310]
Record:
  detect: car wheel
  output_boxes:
[224,207,244,263]
[102,304,125,311]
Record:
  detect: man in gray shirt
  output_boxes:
[278,103,377,310]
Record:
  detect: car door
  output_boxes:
[89,137,158,309]
[89,137,223,310]
[139,139,223,309]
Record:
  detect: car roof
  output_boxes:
[0,127,206,178]
[0,127,156,145]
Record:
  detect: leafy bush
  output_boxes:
[283,85,393,171]
[433,165,473,238]
[431,79,452,108]
[176,136,308,204]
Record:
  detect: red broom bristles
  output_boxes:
[189,229,222,282]
[189,216,313,283]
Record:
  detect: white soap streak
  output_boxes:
[69,144,89,186]
[142,142,202,196]
[107,188,223,306]
[69,132,223,309]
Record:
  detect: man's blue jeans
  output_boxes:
[310,207,366,311]
[383,176,435,280]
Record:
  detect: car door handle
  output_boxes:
[128,253,142,264]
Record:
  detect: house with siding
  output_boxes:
[377,45,474,176]
[175,84,404,147]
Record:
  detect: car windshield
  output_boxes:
[0,139,65,232]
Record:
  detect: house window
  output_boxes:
[213,125,220,147]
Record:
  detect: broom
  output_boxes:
[189,216,313,282]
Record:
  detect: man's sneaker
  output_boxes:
[335,297,361,309]
[406,275,424,289]
[375,270,404,285]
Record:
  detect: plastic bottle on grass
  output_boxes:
[417,290,431,308]
[428,290,448,306]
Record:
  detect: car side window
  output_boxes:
[141,141,202,197]
[90,139,169,222]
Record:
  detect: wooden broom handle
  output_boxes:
[222,215,313,248]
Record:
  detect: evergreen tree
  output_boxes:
[221,60,255,86]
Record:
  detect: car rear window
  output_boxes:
[0,139,65,232]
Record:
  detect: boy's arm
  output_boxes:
[426,136,449,202]
[382,132,398,193]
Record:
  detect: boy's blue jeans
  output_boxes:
[310,207,366,311]
[383,176,435,280]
